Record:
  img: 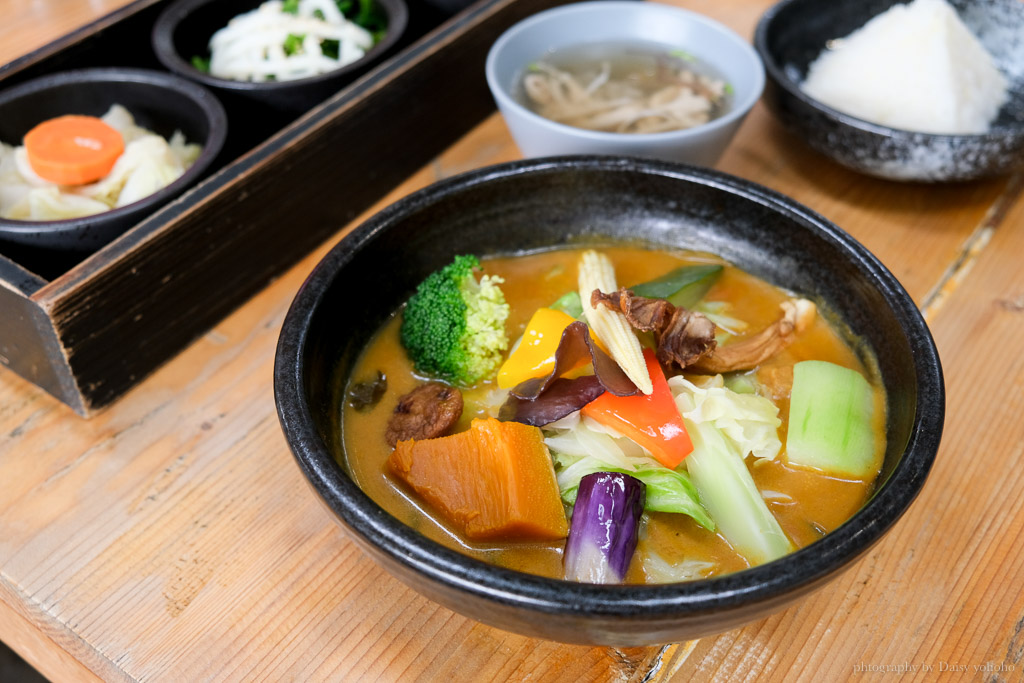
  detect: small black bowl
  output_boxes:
[0,68,227,252]
[273,156,944,646]
[755,0,1024,182]
[152,0,409,114]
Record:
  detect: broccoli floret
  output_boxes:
[400,255,510,386]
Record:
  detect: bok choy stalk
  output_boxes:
[684,419,793,565]
[785,360,879,478]
[564,472,645,583]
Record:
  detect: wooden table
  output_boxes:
[3,1,1023,680]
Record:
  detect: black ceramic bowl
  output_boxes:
[274,156,943,645]
[0,68,226,252]
[152,0,408,114]
[755,0,1024,182]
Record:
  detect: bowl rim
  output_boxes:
[753,0,1019,142]
[484,1,766,143]
[0,67,227,235]
[151,0,409,93]
[274,155,943,619]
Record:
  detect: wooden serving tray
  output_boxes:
[0,0,568,416]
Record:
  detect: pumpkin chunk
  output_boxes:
[387,418,569,542]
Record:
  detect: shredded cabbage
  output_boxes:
[0,105,201,221]
[639,549,716,583]
[668,374,782,460]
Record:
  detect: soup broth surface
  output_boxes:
[341,247,885,582]
[519,41,732,134]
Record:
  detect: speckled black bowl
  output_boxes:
[152,0,408,114]
[755,0,1024,182]
[0,68,226,251]
[274,156,943,645]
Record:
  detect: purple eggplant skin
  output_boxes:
[564,472,646,584]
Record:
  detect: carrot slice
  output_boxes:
[24,115,125,185]
[388,418,569,542]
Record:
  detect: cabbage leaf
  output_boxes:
[545,415,714,530]
[668,374,781,460]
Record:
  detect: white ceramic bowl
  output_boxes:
[485,1,765,166]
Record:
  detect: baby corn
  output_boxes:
[578,250,653,394]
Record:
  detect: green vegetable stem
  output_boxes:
[684,419,793,565]
[550,291,584,319]
[786,360,878,478]
[631,264,723,309]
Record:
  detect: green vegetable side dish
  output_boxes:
[400,255,511,387]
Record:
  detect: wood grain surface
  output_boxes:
[2,0,1023,681]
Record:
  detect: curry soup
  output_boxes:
[340,246,886,582]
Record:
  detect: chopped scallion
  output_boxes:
[283,33,305,56]
[321,39,340,60]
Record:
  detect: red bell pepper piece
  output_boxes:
[581,349,693,468]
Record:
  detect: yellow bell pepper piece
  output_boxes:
[497,308,578,389]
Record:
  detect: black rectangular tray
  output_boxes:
[0,0,565,416]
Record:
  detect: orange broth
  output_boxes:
[340,247,886,582]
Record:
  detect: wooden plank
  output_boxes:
[2,0,1023,679]
[0,593,105,683]
[6,108,1018,680]
[0,0,146,68]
